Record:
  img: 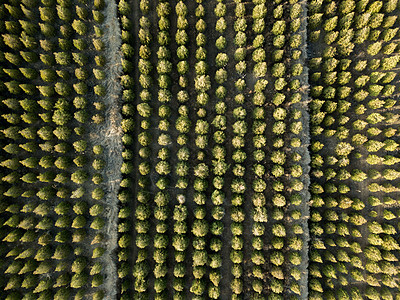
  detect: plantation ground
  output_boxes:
[1,0,400,299]
[118,0,310,298]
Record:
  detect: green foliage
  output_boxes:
[172,118,192,139]
[192,220,208,237]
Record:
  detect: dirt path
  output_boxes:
[93,1,123,298]
[293,1,311,298]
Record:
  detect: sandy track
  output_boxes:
[295,1,311,299]
[92,0,123,299]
